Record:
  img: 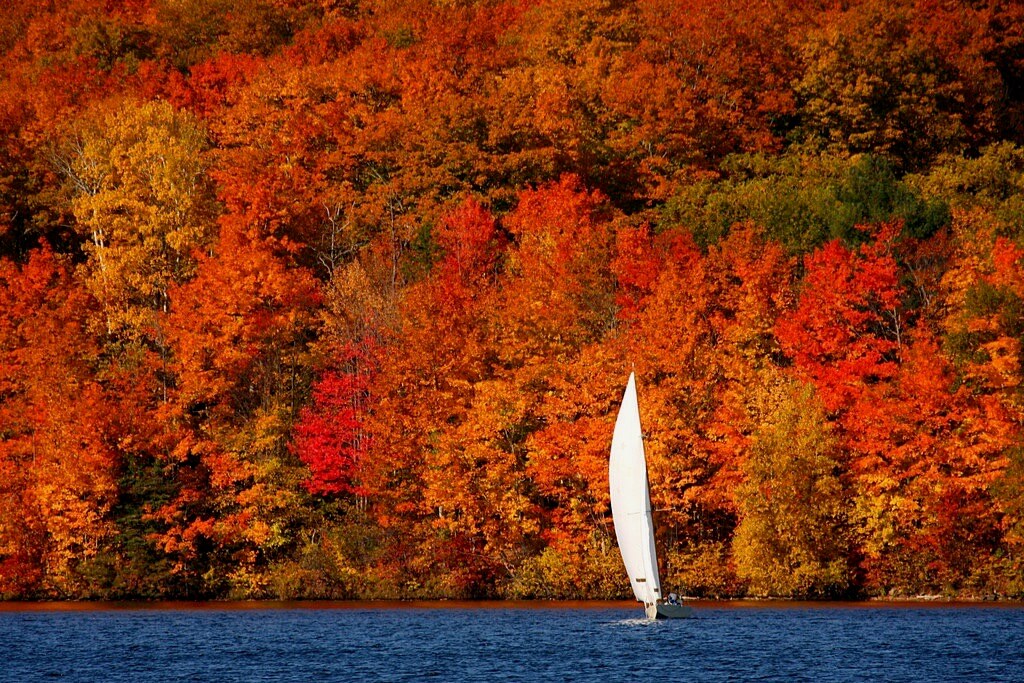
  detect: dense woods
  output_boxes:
[2,0,1024,601]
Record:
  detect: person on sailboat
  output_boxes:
[668,592,680,606]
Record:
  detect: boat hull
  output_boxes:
[646,602,694,619]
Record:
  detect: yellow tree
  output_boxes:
[41,98,221,596]
[53,98,217,340]
[733,380,851,597]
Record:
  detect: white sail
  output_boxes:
[609,372,661,607]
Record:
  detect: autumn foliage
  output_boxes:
[2,0,1024,600]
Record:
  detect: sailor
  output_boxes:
[668,592,680,606]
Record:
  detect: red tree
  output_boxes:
[294,340,378,496]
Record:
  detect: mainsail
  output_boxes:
[609,372,661,607]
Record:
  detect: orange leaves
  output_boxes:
[991,236,1024,293]
[526,349,624,540]
[793,0,1004,166]
[773,222,1019,593]
[942,215,1024,405]
[169,53,266,118]
[506,175,610,281]
[168,224,319,408]
[500,176,616,360]
[433,198,504,307]
[0,246,117,595]
[611,223,677,322]
[3,0,1024,600]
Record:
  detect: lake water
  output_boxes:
[3,600,1023,682]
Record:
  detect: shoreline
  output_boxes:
[2,596,1022,612]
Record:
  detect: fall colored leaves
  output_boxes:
[1,0,1024,600]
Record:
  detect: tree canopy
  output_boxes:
[2,0,1024,600]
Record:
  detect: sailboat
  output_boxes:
[609,372,693,619]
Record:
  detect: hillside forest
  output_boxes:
[3,0,1024,600]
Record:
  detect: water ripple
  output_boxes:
[3,604,1023,682]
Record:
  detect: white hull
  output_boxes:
[646,602,694,619]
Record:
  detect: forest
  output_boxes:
[1,0,1024,601]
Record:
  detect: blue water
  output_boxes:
[3,602,1023,682]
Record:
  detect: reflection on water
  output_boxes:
[3,601,1023,682]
